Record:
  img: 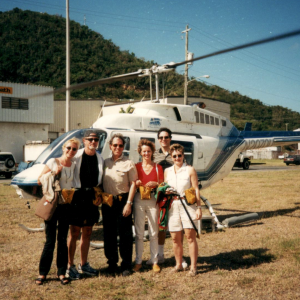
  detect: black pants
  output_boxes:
[102,193,133,271]
[39,205,69,277]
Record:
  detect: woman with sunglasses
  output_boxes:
[35,137,80,285]
[102,133,138,277]
[164,143,202,276]
[133,139,163,273]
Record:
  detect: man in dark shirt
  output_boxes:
[153,128,173,264]
[66,130,103,279]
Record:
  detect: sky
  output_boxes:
[1,0,300,113]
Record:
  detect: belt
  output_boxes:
[113,192,128,201]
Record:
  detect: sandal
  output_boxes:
[170,266,183,273]
[57,276,70,285]
[35,276,46,285]
[188,269,197,277]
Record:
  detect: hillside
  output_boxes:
[1,8,300,131]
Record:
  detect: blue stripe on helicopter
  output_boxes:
[197,126,243,181]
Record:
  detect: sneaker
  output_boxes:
[182,259,188,270]
[78,262,98,276]
[66,265,81,280]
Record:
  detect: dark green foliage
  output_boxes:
[1,8,300,131]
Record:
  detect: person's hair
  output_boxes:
[109,133,126,146]
[169,143,184,155]
[137,139,155,161]
[63,137,81,150]
[157,127,172,139]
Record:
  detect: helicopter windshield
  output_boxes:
[34,129,107,165]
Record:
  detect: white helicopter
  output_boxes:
[12,29,300,234]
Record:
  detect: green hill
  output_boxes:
[1,8,300,131]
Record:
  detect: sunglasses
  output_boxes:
[66,146,78,152]
[86,138,99,142]
[158,136,170,140]
[172,154,182,159]
[112,144,124,148]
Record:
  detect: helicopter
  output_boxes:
[11,29,300,233]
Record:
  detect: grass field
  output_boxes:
[1,168,300,299]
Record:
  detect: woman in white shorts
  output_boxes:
[164,144,202,276]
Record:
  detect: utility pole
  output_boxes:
[182,24,191,105]
[66,0,70,132]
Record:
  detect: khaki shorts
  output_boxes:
[168,200,197,232]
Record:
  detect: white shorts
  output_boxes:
[168,200,197,232]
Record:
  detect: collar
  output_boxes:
[172,163,187,173]
[159,148,170,156]
[110,153,124,162]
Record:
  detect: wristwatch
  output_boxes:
[127,201,133,205]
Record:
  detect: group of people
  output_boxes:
[35,127,202,285]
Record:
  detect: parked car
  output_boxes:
[284,155,300,166]
[0,152,17,179]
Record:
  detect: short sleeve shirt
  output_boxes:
[103,155,138,196]
[153,148,174,172]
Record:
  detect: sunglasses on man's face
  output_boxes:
[85,138,99,142]
[112,144,124,148]
[172,154,182,159]
[158,136,170,140]
[66,146,78,152]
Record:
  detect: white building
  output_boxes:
[0,82,53,162]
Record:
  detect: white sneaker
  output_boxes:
[182,259,188,270]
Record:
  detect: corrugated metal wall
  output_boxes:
[0,81,53,124]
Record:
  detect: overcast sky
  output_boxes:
[1,0,300,113]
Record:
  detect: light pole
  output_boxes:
[182,25,191,105]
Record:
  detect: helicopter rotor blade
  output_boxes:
[29,70,143,98]
[166,29,300,68]
[29,28,300,99]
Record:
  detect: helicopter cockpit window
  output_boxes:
[200,113,205,124]
[215,118,220,126]
[194,111,199,123]
[171,140,194,166]
[222,120,227,127]
[205,114,210,124]
[210,116,215,125]
[34,129,107,165]
[122,136,130,157]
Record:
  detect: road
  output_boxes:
[232,163,300,172]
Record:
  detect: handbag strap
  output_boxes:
[156,163,159,183]
[54,158,62,181]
